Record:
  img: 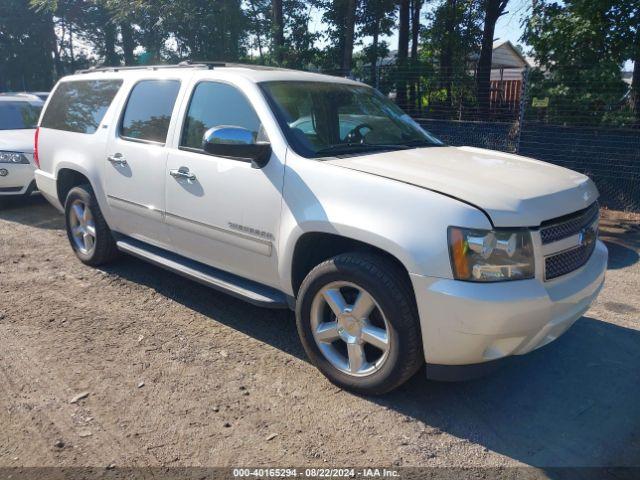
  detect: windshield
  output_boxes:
[0,101,42,130]
[260,81,443,158]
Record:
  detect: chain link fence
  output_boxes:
[321,64,640,213]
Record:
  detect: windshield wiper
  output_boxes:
[315,143,411,157]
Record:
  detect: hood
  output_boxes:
[327,146,598,227]
[0,129,36,154]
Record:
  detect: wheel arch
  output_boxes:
[56,168,92,205]
[289,231,414,300]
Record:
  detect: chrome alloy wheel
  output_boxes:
[68,199,96,255]
[310,281,391,377]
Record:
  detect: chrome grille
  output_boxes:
[545,237,597,280]
[540,202,599,245]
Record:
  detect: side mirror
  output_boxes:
[202,126,271,169]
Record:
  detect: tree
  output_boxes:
[281,0,322,68]
[410,0,423,62]
[103,20,119,66]
[316,0,365,73]
[342,0,357,73]
[523,0,638,126]
[0,0,54,91]
[409,0,424,112]
[246,0,270,63]
[120,22,136,65]
[612,1,640,124]
[632,32,640,123]
[421,0,482,116]
[359,0,396,85]
[476,0,508,115]
[272,0,284,63]
[396,0,410,107]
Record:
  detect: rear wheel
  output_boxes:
[296,253,423,395]
[64,184,119,266]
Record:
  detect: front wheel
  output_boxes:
[64,184,119,266]
[296,253,423,395]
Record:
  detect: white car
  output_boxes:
[34,64,607,394]
[0,94,43,197]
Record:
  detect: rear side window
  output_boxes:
[120,80,181,144]
[41,80,122,134]
[180,82,263,150]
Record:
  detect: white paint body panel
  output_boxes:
[0,128,36,152]
[412,241,607,364]
[328,146,599,227]
[34,66,607,368]
[164,73,287,288]
[0,129,36,195]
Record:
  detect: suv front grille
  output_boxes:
[541,202,599,281]
[545,237,597,280]
[540,202,599,245]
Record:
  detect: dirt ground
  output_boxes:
[0,196,639,473]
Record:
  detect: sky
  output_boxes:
[309,0,532,54]
[494,0,531,46]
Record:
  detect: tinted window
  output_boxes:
[181,82,263,150]
[120,80,181,143]
[0,101,42,130]
[41,80,122,134]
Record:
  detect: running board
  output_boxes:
[115,237,289,309]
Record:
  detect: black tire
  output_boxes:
[296,252,423,395]
[64,184,119,266]
[22,180,37,197]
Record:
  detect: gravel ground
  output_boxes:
[0,196,638,473]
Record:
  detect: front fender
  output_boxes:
[277,153,492,294]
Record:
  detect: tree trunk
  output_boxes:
[68,23,75,71]
[477,0,508,116]
[632,33,640,126]
[121,23,136,65]
[48,14,62,80]
[248,0,264,63]
[272,0,284,64]
[104,22,119,66]
[342,0,357,75]
[439,0,456,112]
[396,0,410,109]
[409,0,423,113]
[410,0,421,60]
[370,19,380,86]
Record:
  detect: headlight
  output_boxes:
[448,227,534,282]
[0,151,29,164]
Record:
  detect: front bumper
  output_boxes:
[0,162,35,195]
[410,240,607,366]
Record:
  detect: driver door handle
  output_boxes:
[107,153,127,166]
[169,167,197,182]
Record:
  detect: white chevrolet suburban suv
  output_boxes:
[35,63,607,394]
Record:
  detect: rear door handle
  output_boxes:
[107,153,127,166]
[169,167,197,182]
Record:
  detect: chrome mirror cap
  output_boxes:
[203,125,254,146]
[202,126,271,169]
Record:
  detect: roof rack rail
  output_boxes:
[183,61,289,71]
[75,62,209,74]
[75,60,289,74]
